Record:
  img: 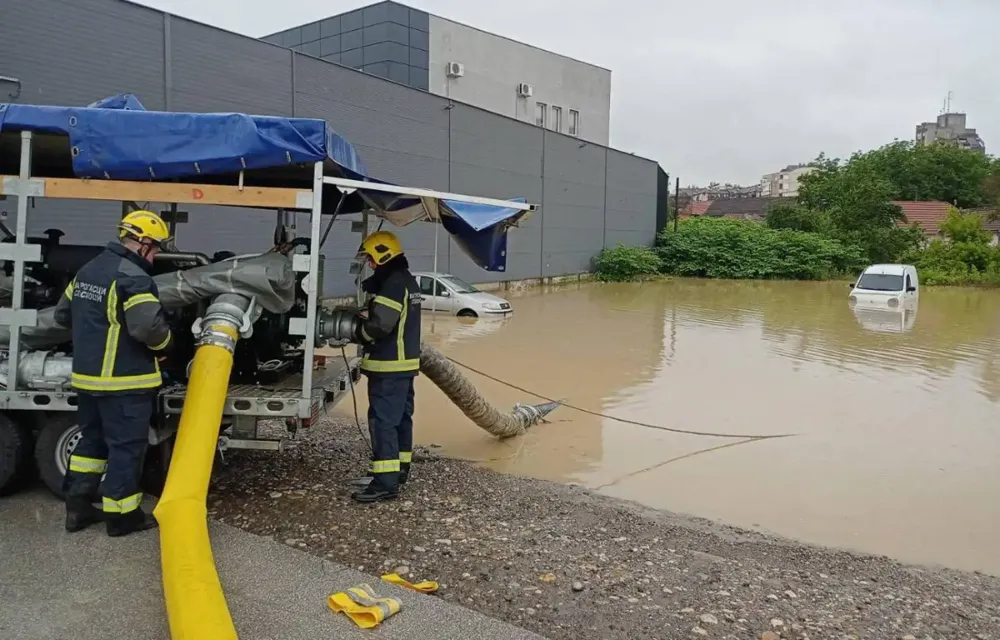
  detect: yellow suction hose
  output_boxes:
[153,294,252,640]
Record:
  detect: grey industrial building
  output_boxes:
[1,0,666,296]
[263,1,613,146]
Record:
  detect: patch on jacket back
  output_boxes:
[74,281,108,302]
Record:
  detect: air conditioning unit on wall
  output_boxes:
[517,82,533,98]
[446,61,465,78]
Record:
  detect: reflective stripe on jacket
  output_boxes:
[55,242,173,394]
[356,256,421,377]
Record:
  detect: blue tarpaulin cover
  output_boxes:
[0,94,532,271]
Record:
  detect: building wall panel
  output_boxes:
[170,19,294,115]
[605,149,659,247]
[541,132,606,276]
[1,0,661,299]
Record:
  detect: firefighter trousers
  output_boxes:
[366,375,415,491]
[63,392,154,515]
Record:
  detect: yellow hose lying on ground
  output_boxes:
[153,323,240,640]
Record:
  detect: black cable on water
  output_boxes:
[443,356,798,441]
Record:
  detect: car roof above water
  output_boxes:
[862,264,914,276]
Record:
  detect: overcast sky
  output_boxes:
[139,0,998,186]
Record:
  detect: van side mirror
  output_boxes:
[848,282,855,288]
[440,290,451,297]
[906,286,917,293]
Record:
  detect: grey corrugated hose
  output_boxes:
[418,342,560,439]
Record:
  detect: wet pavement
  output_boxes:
[0,491,543,640]
[341,279,1000,576]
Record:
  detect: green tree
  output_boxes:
[981,158,1000,212]
[765,201,831,233]
[593,244,662,282]
[798,158,921,263]
[800,141,998,210]
[938,206,991,244]
[656,218,863,281]
[908,209,999,285]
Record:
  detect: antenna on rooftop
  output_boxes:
[945,90,953,113]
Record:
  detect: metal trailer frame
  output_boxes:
[0,130,534,454]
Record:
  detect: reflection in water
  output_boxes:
[336,279,1000,575]
[852,304,917,334]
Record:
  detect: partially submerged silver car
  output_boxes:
[412,272,513,317]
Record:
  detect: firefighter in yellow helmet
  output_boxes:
[53,210,175,536]
[350,230,422,503]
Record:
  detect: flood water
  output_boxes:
[338,279,1000,576]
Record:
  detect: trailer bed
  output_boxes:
[160,355,361,422]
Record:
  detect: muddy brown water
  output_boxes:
[335,279,1000,576]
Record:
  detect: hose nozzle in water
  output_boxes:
[418,343,560,439]
[320,308,560,438]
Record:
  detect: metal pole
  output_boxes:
[431,218,439,333]
[664,172,670,232]
[318,193,347,248]
[357,211,370,307]
[8,131,33,393]
[167,203,178,236]
[300,161,324,419]
[674,176,680,232]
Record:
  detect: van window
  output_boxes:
[905,274,912,289]
[857,273,904,292]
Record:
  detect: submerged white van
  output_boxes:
[848,264,919,309]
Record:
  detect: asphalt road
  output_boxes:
[0,490,544,640]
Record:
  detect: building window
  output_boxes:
[568,109,580,136]
[551,106,562,132]
[535,102,547,127]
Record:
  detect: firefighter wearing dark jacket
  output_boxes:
[54,210,175,537]
[351,230,421,503]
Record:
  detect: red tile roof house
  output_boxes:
[893,201,952,242]
[679,200,711,218]
[894,201,1000,246]
[969,206,1000,246]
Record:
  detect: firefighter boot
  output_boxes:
[106,509,158,537]
[65,497,104,533]
[351,468,409,488]
[351,484,400,503]
[64,476,104,533]
[351,472,400,503]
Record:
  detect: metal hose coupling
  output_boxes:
[191,293,259,353]
[317,307,361,343]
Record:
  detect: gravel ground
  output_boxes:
[208,416,1000,640]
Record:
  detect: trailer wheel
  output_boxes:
[0,414,33,496]
[140,439,172,497]
[34,414,172,500]
[34,414,82,499]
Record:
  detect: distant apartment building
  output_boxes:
[262,1,611,145]
[680,183,761,202]
[761,164,813,198]
[915,113,986,153]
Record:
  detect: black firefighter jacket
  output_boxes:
[355,255,422,377]
[54,242,173,394]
